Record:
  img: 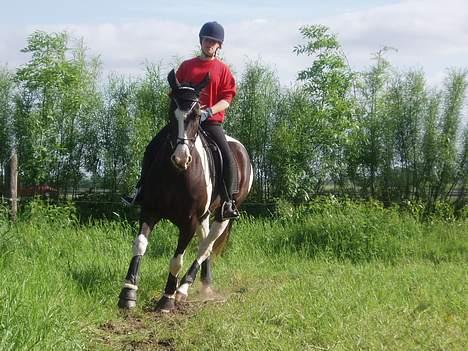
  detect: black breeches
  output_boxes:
[202,123,236,197]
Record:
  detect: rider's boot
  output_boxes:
[221,199,240,220]
[121,186,142,206]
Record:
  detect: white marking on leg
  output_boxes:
[195,137,212,214]
[133,234,148,256]
[177,283,190,296]
[196,216,210,241]
[196,220,230,265]
[169,254,184,276]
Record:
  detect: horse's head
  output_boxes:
[167,69,210,171]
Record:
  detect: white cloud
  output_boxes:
[1,0,467,88]
[321,0,468,84]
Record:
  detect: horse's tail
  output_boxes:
[212,221,234,256]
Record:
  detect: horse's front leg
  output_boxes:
[155,220,197,313]
[176,219,230,302]
[118,211,159,309]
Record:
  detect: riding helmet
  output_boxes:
[199,21,224,44]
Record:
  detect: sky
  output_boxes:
[1,0,467,88]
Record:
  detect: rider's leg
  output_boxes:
[202,123,239,219]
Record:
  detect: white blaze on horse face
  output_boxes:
[174,108,186,141]
[195,136,212,214]
[172,108,192,169]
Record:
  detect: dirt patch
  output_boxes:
[123,337,175,351]
[92,288,234,350]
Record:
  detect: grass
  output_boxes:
[0,199,466,350]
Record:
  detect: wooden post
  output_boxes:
[10,149,17,221]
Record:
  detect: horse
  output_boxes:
[118,69,253,312]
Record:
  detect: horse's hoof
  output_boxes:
[118,288,137,309]
[200,284,213,296]
[118,299,136,309]
[156,295,175,313]
[175,291,187,303]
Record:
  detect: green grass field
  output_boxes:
[0,200,467,350]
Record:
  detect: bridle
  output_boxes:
[171,86,200,149]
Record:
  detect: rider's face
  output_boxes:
[201,37,221,58]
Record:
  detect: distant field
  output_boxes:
[0,200,466,350]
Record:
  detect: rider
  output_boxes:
[123,21,240,220]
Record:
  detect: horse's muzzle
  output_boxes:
[171,153,192,171]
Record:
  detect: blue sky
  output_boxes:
[1,0,467,87]
[2,1,396,25]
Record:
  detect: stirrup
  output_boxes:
[221,200,240,220]
[121,187,141,207]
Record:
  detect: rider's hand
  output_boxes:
[200,107,213,122]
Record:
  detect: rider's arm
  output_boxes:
[210,99,230,115]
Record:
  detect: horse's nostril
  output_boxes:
[187,155,193,165]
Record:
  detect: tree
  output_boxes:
[226,61,281,202]
[99,74,136,193]
[0,67,15,194]
[454,125,467,211]
[15,31,102,195]
[271,24,354,200]
[432,69,468,203]
[348,48,394,199]
[385,70,427,201]
[128,64,170,189]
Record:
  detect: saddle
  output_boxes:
[198,129,239,203]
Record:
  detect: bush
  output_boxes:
[20,199,78,227]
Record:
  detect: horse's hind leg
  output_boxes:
[118,209,159,309]
[198,216,213,296]
[176,219,230,301]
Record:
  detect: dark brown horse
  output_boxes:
[118,69,253,312]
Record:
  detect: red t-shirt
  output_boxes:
[176,57,236,123]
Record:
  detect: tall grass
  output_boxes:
[0,199,466,350]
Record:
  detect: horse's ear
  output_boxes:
[194,73,210,92]
[167,69,179,90]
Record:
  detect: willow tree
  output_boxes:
[99,74,136,193]
[226,61,281,202]
[384,70,427,201]
[432,69,468,204]
[0,67,14,194]
[271,24,354,201]
[128,64,170,190]
[348,48,393,199]
[454,126,467,210]
[15,31,101,195]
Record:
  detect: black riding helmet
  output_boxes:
[199,21,224,44]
